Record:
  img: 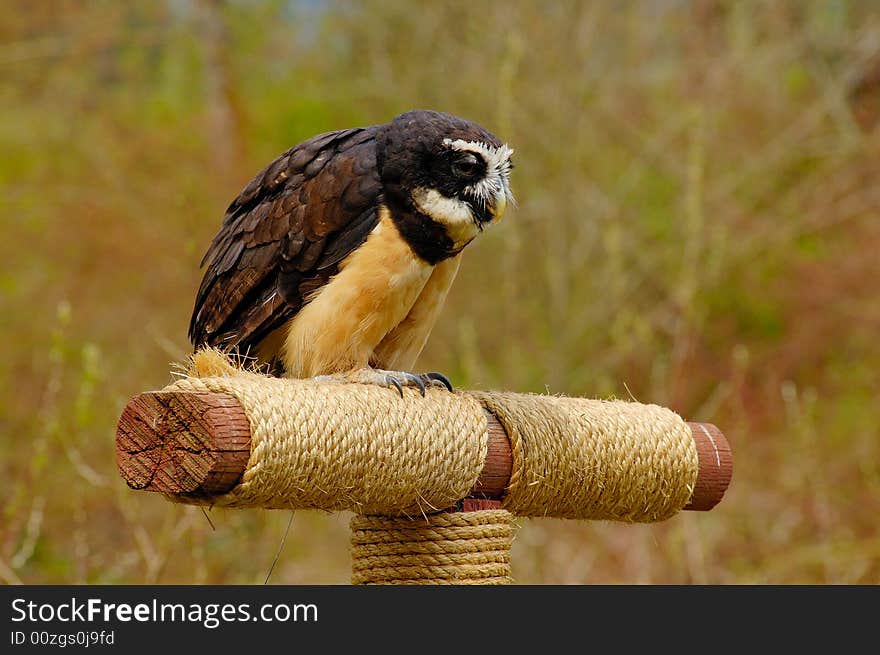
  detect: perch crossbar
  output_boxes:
[116,363,732,584]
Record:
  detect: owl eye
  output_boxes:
[451,153,483,178]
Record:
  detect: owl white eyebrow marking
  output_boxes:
[442,138,516,208]
[442,138,514,176]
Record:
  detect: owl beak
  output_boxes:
[487,179,514,223]
[486,193,507,223]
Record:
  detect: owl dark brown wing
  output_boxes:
[188,126,383,357]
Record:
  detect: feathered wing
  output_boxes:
[188,126,383,365]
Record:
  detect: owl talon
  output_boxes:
[423,372,454,392]
[330,367,454,397]
[385,375,405,398]
[401,373,426,397]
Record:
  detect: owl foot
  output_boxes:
[315,368,453,397]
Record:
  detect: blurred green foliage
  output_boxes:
[1,0,878,584]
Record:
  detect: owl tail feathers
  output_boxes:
[173,346,270,381]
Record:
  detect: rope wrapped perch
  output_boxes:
[115,349,732,583]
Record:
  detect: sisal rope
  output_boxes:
[164,349,699,522]
[350,510,516,584]
[467,391,699,522]
[165,351,488,515]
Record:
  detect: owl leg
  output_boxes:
[314,368,453,397]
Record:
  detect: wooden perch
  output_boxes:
[116,390,732,511]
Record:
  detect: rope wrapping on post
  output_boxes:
[141,349,707,521]
[350,510,516,585]
[116,350,732,585]
[167,371,488,515]
[468,391,699,522]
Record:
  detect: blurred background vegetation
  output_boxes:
[2,0,879,585]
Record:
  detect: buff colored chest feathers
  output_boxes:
[279,208,461,378]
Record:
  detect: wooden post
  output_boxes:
[116,390,732,510]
